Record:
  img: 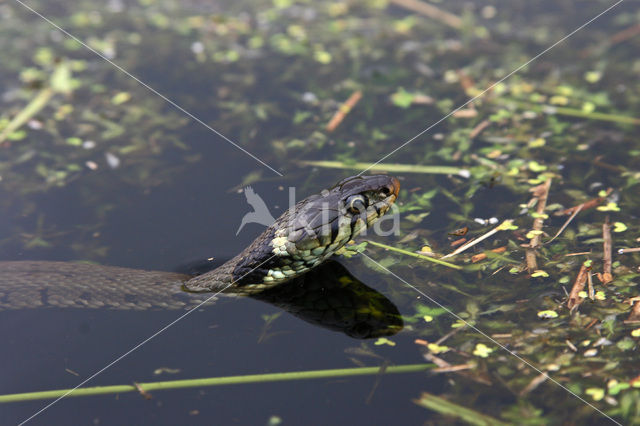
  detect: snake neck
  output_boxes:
[183,222,330,295]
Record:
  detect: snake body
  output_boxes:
[0,175,399,311]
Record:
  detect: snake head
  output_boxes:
[279,175,400,260]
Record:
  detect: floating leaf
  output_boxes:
[112,92,132,105]
[374,337,396,346]
[66,137,82,146]
[531,270,549,278]
[313,50,332,64]
[582,102,596,113]
[613,222,627,232]
[472,343,493,358]
[497,220,518,231]
[50,61,74,94]
[528,137,546,148]
[608,382,630,396]
[616,338,635,351]
[391,88,414,108]
[585,388,605,401]
[427,343,449,354]
[537,310,558,319]
[584,71,602,83]
[597,202,620,212]
[528,161,547,172]
[526,230,544,239]
[530,212,549,219]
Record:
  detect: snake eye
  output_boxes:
[379,186,391,197]
[346,194,367,214]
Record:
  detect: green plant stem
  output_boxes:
[507,99,640,125]
[366,240,464,270]
[0,88,54,144]
[413,392,510,426]
[298,160,469,177]
[0,363,435,403]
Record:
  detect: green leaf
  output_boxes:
[537,310,558,319]
[472,343,494,358]
[531,270,549,278]
[391,88,414,108]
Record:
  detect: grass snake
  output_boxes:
[0,175,400,315]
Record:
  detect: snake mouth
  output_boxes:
[389,176,400,198]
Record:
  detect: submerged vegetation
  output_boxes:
[1,0,639,423]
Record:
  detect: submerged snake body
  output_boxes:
[0,175,399,310]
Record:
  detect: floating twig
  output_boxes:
[432,364,474,373]
[609,23,640,45]
[469,119,491,139]
[298,160,469,177]
[554,188,612,216]
[365,240,463,270]
[592,156,625,174]
[442,220,514,259]
[326,90,362,132]
[520,372,549,396]
[450,238,467,247]
[471,246,507,263]
[625,299,640,324]
[389,0,463,29]
[526,179,551,272]
[564,251,591,257]
[584,318,598,330]
[601,217,613,284]
[567,263,589,310]
[618,247,640,254]
[545,204,582,245]
[422,353,488,384]
[133,382,153,400]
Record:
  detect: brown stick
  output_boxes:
[601,217,613,284]
[567,264,589,309]
[545,204,582,245]
[625,300,640,324]
[526,179,552,272]
[389,0,463,29]
[520,372,549,396]
[619,247,640,254]
[469,119,491,139]
[609,23,640,45]
[554,188,612,216]
[326,90,362,132]
[471,246,507,263]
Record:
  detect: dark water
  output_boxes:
[0,134,437,425]
[2,0,639,424]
